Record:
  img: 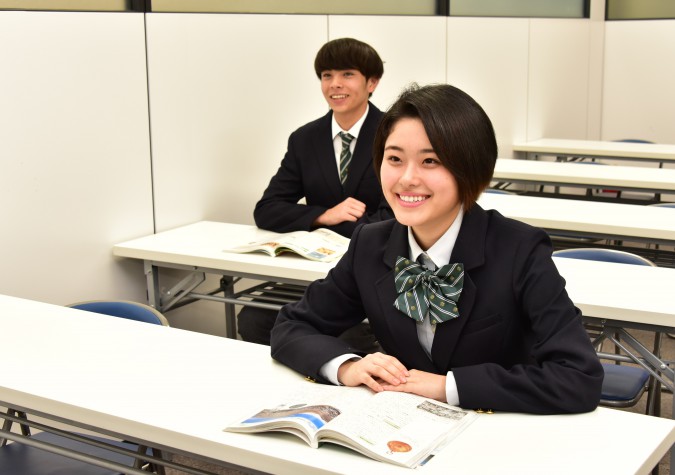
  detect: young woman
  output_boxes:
[271,84,603,414]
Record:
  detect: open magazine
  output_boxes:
[222,228,349,263]
[225,384,478,468]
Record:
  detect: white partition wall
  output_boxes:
[527,19,593,141]
[146,13,328,231]
[446,17,529,158]
[0,11,153,305]
[328,15,447,111]
[602,20,675,145]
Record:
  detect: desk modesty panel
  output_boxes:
[512,138,675,163]
[2,293,675,475]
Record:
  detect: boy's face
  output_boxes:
[320,69,379,126]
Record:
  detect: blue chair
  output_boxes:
[553,248,660,414]
[483,187,515,195]
[1,300,169,475]
[68,300,170,326]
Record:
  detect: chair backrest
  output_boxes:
[613,139,654,144]
[483,188,515,195]
[553,248,656,267]
[67,300,170,326]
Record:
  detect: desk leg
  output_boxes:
[144,260,161,310]
[221,276,237,339]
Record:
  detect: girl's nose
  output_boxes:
[400,163,420,186]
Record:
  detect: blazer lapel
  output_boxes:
[374,222,438,373]
[312,111,343,202]
[430,205,488,372]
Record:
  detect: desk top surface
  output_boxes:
[477,192,675,242]
[512,138,675,161]
[552,256,675,327]
[113,221,336,284]
[113,221,675,327]
[493,157,675,191]
[2,293,674,475]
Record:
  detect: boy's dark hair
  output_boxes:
[314,38,384,80]
[373,83,498,210]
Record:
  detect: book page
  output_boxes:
[223,228,349,262]
[273,228,349,262]
[319,391,477,467]
[225,384,373,447]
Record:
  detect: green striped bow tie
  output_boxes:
[393,256,464,324]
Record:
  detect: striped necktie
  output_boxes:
[339,132,354,185]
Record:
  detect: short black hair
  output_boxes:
[314,38,384,80]
[373,83,497,210]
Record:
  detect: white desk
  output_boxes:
[477,192,675,246]
[512,138,675,165]
[113,222,337,338]
[492,158,675,195]
[2,294,675,475]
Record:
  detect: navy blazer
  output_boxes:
[271,206,603,414]
[254,104,393,238]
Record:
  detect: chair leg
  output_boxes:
[1,408,31,446]
[645,332,664,417]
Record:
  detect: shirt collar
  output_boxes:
[408,206,464,268]
[331,104,369,140]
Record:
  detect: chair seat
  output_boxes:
[0,432,138,475]
[601,363,649,402]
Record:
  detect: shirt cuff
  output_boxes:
[319,353,361,385]
[446,371,460,406]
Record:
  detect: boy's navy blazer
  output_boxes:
[254,103,392,237]
[271,205,603,414]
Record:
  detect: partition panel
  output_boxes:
[602,20,675,145]
[328,15,447,111]
[527,19,592,141]
[446,17,529,158]
[0,11,153,305]
[146,13,328,232]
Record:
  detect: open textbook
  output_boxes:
[223,228,349,263]
[225,384,478,468]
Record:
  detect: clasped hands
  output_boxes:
[337,352,447,402]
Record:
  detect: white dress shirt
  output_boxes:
[330,104,369,172]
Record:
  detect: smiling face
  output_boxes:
[380,117,461,250]
[320,69,379,130]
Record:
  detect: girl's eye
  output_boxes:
[423,157,439,165]
[386,155,401,163]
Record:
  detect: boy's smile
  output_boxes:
[320,69,379,130]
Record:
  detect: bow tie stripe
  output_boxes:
[393,256,464,324]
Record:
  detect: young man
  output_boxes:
[238,38,393,348]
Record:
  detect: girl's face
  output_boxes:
[380,117,461,250]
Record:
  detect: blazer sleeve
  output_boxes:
[253,132,329,234]
[270,225,371,382]
[452,230,604,414]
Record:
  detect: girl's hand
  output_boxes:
[381,369,447,402]
[338,352,410,393]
